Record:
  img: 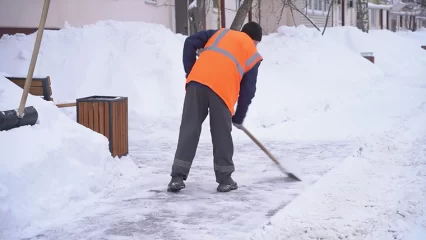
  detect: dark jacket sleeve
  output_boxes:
[232,62,261,124]
[183,29,218,77]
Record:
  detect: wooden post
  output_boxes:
[76,96,129,158]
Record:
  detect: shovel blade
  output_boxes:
[287,172,302,181]
[0,106,39,131]
[277,164,302,181]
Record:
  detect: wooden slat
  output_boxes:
[104,102,110,140]
[9,79,44,87]
[28,87,45,96]
[117,101,121,156]
[83,102,88,128]
[99,102,105,136]
[120,100,124,156]
[112,102,118,157]
[77,102,83,123]
[93,102,100,133]
[119,100,123,155]
[125,98,128,154]
[88,102,94,130]
[122,99,127,155]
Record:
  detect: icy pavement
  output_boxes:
[21,137,357,240]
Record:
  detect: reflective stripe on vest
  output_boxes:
[203,29,261,78]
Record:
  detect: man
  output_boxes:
[167,21,263,193]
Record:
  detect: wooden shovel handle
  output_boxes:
[18,0,51,117]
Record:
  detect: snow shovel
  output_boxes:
[0,0,50,131]
[240,125,302,181]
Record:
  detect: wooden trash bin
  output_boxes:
[76,96,128,158]
[360,52,375,64]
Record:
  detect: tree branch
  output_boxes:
[288,1,321,32]
[322,0,334,35]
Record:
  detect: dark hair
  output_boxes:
[241,21,262,42]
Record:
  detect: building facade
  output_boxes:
[0,0,423,38]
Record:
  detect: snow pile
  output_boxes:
[243,25,402,141]
[0,22,393,142]
[0,21,187,135]
[0,75,123,235]
[248,78,426,240]
[247,28,426,240]
[325,26,426,77]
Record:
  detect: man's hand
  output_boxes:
[232,115,244,130]
[232,122,243,130]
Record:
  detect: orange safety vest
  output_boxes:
[186,28,263,115]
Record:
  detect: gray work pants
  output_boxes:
[170,82,234,184]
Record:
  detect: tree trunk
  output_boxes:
[230,0,254,30]
[188,0,203,34]
[356,0,369,33]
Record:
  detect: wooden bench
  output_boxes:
[6,76,76,108]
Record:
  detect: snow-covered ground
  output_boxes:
[0,22,425,239]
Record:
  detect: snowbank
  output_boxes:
[0,75,122,236]
[0,21,400,143]
[325,26,426,77]
[242,25,386,140]
[0,21,187,136]
[247,28,426,240]
[248,103,426,240]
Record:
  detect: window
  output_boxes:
[306,0,329,13]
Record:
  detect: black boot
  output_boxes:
[167,176,185,192]
[217,179,238,192]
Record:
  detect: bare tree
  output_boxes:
[230,0,255,30]
[401,0,426,31]
[287,0,322,31]
[356,0,369,32]
[187,0,217,33]
[191,0,336,36]
[188,0,203,33]
[250,0,334,34]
